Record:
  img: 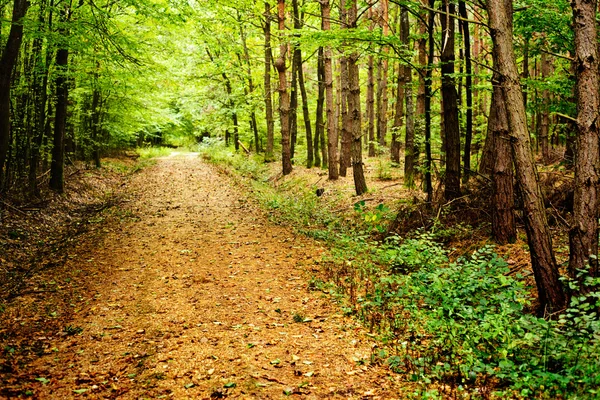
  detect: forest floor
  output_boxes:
[0,153,409,399]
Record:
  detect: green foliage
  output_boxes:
[135,147,173,159]
[361,240,600,397]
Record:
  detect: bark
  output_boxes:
[490,70,516,244]
[569,0,600,282]
[540,52,551,164]
[264,2,275,162]
[276,0,292,175]
[291,0,313,168]
[366,5,376,157]
[377,0,389,150]
[391,60,404,164]
[459,1,473,182]
[347,0,367,195]
[424,0,434,202]
[391,6,407,165]
[289,47,298,160]
[0,0,29,187]
[49,47,69,192]
[404,69,416,187]
[321,0,338,180]
[487,0,566,313]
[440,0,461,201]
[367,54,376,157]
[239,19,260,153]
[339,55,351,177]
[314,46,325,168]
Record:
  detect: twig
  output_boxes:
[0,199,29,216]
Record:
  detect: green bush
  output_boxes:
[363,238,600,398]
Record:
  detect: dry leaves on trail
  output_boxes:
[1,153,407,399]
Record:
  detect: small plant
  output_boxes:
[292,312,305,323]
[63,325,83,336]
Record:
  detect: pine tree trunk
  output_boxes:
[489,69,516,244]
[487,0,566,313]
[459,1,473,182]
[289,48,298,160]
[440,0,461,201]
[276,0,292,175]
[540,52,551,164]
[314,47,325,168]
[0,0,29,188]
[50,45,69,193]
[264,2,275,162]
[347,0,367,195]
[339,55,350,177]
[424,0,434,202]
[321,0,337,180]
[378,0,389,150]
[569,0,600,282]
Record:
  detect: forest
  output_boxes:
[1,0,600,398]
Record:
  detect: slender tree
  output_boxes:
[459,1,473,182]
[275,0,292,175]
[487,0,566,313]
[263,2,275,162]
[0,0,30,187]
[440,0,461,200]
[569,0,600,282]
[321,0,338,180]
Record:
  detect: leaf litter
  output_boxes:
[0,153,406,398]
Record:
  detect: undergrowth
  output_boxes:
[198,141,600,399]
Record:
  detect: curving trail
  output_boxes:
[8,154,405,399]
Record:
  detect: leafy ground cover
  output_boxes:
[0,152,414,398]
[198,140,600,399]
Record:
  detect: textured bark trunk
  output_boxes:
[366,4,376,158]
[339,55,350,177]
[367,54,375,157]
[490,70,516,244]
[50,44,69,193]
[263,2,275,162]
[29,0,52,197]
[440,0,461,201]
[0,0,29,187]
[540,52,551,164]
[321,0,338,180]
[347,0,367,195]
[569,0,600,283]
[239,19,260,153]
[289,47,298,160]
[424,0,434,202]
[314,47,325,168]
[378,0,389,151]
[276,0,292,175]
[487,0,566,313]
[459,1,473,182]
[391,60,404,164]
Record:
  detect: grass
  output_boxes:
[136,146,173,159]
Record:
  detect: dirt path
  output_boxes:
[3,155,405,399]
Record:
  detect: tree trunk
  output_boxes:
[366,5,376,158]
[321,0,337,180]
[339,55,351,177]
[401,6,415,183]
[289,46,298,160]
[540,52,551,164]
[569,0,600,283]
[487,0,566,313]
[440,0,461,201]
[276,0,292,175]
[424,0,434,202]
[459,1,473,182]
[0,0,29,187]
[490,70,516,244]
[264,2,275,162]
[239,18,260,153]
[314,46,325,168]
[347,0,367,195]
[377,0,389,151]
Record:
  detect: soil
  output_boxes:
[0,154,407,399]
